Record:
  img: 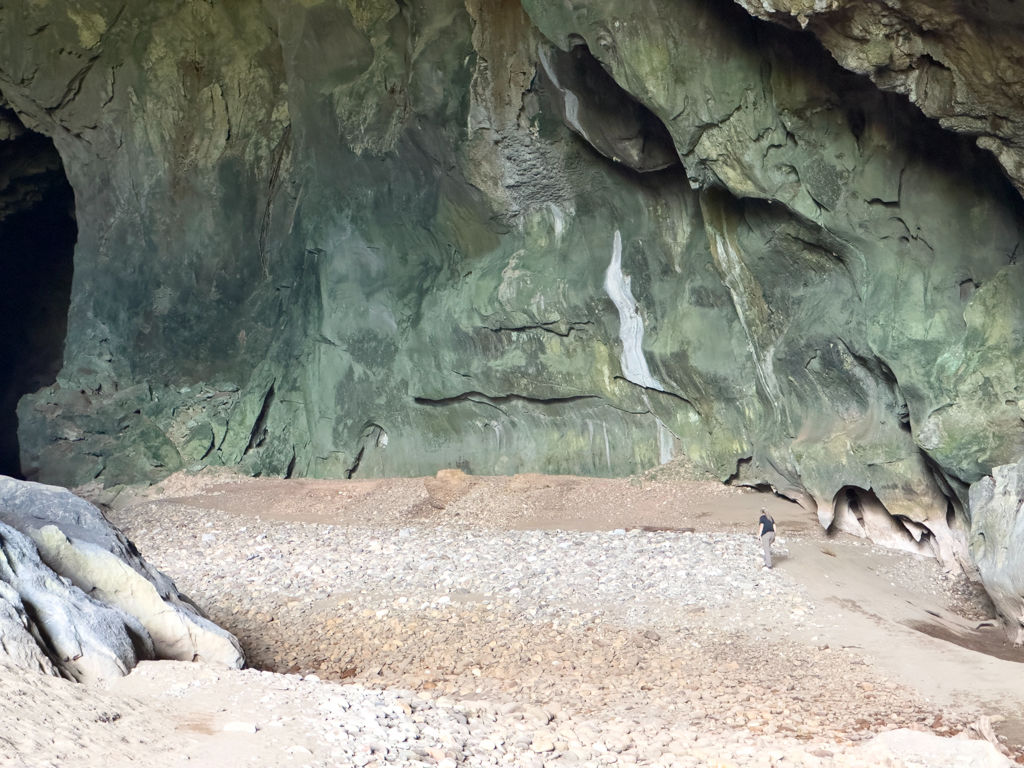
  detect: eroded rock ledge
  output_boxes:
[0,1,1023,629]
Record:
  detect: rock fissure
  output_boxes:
[414,392,608,411]
[244,385,276,456]
[485,320,593,338]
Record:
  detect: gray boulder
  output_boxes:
[0,520,152,681]
[0,580,58,676]
[0,476,245,668]
[968,458,1024,645]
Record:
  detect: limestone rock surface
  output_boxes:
[0,476,244,667]
[969,459,1024,645]
[0,579,58,676]
[731,0,1024,197]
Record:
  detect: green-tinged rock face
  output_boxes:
[2,0,1024,582]
[519,0,1024,566]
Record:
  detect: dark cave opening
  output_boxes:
[0,106,77,479]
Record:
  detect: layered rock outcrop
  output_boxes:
[1,0,1024,625]
[0,518,153,681]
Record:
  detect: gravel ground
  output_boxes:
[3,657,1009,768]
[99,499,1015,768]
[3,468,1017,768]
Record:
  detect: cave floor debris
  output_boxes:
[2,471,1021,767]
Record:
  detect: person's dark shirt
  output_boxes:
[759,514,774,534]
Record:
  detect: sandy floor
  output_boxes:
[2,469,1021,767]
[113,472,1024,735]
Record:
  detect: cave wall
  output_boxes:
[1,0,1023,573]
[518,0,1024,568]
[730,0,1024,196]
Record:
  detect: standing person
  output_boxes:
[758,508,776,569]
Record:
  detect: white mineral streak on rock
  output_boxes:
[604,230,665,392]
[498,250,527,310]
[704,224,784,416]
[538,47,589,142]
[546,202,565,239]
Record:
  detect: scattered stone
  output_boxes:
[5,476,1016,766]
[97,496,1024,766]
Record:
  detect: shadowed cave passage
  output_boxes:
[831,485,936,556]
[0,112,77,479]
